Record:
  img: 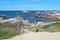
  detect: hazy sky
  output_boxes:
[0,0,60,10]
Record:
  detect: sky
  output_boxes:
[0,0,60,10]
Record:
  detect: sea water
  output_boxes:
[0,11,53,22]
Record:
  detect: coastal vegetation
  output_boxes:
[0,22,20,39]
[0,29,19,39]
[37,22,60,32]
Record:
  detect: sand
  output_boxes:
[6,32,60,40]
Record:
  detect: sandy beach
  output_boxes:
[6,32,60,40]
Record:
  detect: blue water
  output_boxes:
[0,11,51,22]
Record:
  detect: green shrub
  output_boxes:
[38,22,60,32]
[0,29,19,39]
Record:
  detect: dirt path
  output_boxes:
[5,32,60,40]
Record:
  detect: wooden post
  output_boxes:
[16,23,21,33]
[16,16,24,34]
[34,20,37,31]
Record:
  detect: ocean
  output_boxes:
[0,11,54,22]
